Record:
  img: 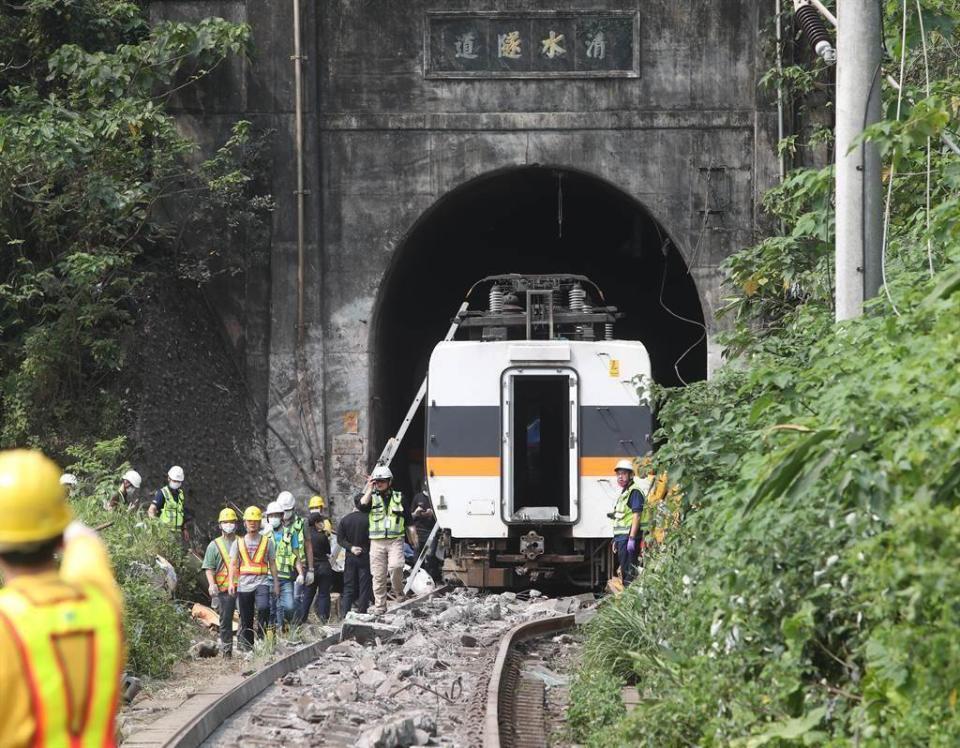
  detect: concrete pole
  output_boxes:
[835,0,883,320]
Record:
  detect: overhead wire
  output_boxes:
[879,0,909,317]
[916,0,934,277]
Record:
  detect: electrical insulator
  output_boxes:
[605,323,614,340]
[794,1,836,65]
[568,284,585,312]
[489,285,503,314]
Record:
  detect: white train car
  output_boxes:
[425,275,652,588]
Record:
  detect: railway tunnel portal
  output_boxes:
[372,166,707,496]
[152,0,780,509]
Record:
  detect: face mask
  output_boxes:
[169,481,182,490]
[270,517,282,529]
[221,523,236,534]
[283,510,294,521]
[127,485,137,494]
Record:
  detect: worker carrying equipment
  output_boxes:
[0,449,125,747]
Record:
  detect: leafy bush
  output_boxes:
[573,3,960,744]
[0,0,262,452]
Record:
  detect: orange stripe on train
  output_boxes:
[426,456,633,477]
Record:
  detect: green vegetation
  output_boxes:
[0,0,267,452]
[66,438,193,679]
[572,2,960,745]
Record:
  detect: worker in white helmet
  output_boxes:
[276,491,314,615]
[358,464,408,614]
[264,500,303,633]
[148,466,190,543]
[104,469,142,511]
[610,459,647,584]
[59,473,78,497]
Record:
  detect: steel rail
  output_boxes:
[155,585,451,748]
[482,613,576,748]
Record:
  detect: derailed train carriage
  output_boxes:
[424,275,652,589]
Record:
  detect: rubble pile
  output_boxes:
[204,589,595,748]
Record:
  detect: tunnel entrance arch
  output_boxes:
[370,166,706,496]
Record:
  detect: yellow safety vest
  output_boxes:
[159,486,185,530]
[369,490,404,540]
[238,535,269,576]
[613,477,647,536]
[213,537,232,591]
[0,583,123,747]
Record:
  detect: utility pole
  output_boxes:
[835,0,883,320]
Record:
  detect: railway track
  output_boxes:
[483,615,576,748]
[125,587,585,748]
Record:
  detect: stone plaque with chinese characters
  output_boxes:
[425,11,639,79]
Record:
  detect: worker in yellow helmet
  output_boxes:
[201,508,239,657]
[0,449,124,747]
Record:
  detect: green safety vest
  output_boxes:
[160,486,185,530]
[289,516,306,553]
[369,490,404,540]
[613,478,647,536]
[275,528,297,578]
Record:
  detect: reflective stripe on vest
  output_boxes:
[369,490,404,540]
[0,583,123,747]
[613,478,647,536]
[213,537,231,590]
[238,535,269,575]
[159,487,185,529]
[275,529,296,578]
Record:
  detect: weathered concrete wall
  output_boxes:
[153,0,779,515]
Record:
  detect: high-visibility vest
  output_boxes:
[288,516,306,561]
[159,487,185,529]
[613,478,647,536]
[369,490,404,540]
[274,529,296,578]
[213,537,232,591]
[237,536,269,575]
[0,583,124,747]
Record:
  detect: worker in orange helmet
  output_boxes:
[0,449,125,747]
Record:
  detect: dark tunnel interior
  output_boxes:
[371,166,707,496]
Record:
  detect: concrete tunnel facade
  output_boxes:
[152,0,780,513]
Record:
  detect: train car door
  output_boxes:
[501,367,579,523]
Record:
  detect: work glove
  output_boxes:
[351,546,363,556]
[295,573,305,586]
[208,583,219,598]
[305,571,315,586]
[626,537,637,556]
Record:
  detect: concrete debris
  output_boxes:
[413,728,432,745]
[499,591,518,602]
[459,634,478,647]
[189,640,219,658]
[360,669,388,688]
[296,694,327,722]
[527,589,543,599]
[327,640,365,654]
[575,607,599,626]
[341,620,402,645]
[356,712,437,748]
[552,633,576,645]
[436,606,463,625]
[281,672,302,686]
[526,666,568,688]
[120,673,142,704]
[478,602,502,621]
[335,681,358,702]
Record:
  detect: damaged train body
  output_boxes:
[426,275,652,589]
